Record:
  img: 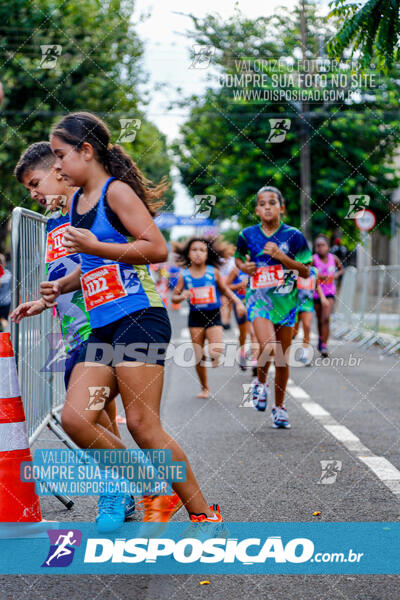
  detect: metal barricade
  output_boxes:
[10,207,54,443]
[11,207,74,509]
[332,266,358,338]
[338,265,400,353]
[11,206,73,438]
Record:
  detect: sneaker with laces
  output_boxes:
[96,493,127,533]
[125,495,136,519]
[320,343,328,358]
[297,347,309,365]
[189,503,223,522]
[239,351,247,371]
[252,379,268,411]
[184,504,226,540]
[138,492,183,522]
[271,406,291,429]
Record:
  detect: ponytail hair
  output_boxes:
[51,111,169,216]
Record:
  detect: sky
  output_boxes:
[134,0,328,226]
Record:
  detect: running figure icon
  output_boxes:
[45,531,77,566]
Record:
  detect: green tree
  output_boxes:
[328,0,400,70]
[0,0,173,250]
[173,2,400,246]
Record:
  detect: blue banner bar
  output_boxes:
[0,522,398,574]
[155,213,215,228]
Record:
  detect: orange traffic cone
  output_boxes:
[0,332,42,522]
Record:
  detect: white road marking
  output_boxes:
[302,402,330,417]
[324,424,360,443]
[287,385,310,400]
[359,456,400,481]
[286,380,400,495]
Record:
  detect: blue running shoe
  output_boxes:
[125,495,136,519]
[272,406,291,428]
[96,493,127,533]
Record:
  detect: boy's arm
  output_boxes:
[235,232,256,275]
[280,254,310,278]
[10,299,46,324]
[40,265,81,305]
[235,256,257,275]
[263,242,310,278]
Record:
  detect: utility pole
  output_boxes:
[299,0,312,245]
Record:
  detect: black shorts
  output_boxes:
[64,341,90,389]
[76,307,171,367]
[188,308,222,329]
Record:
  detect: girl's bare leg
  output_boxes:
[301,312,313,347]
[116,362,215,517]
[62,362,125,449]
[189,327,209,397]
[252,317,276,384]
[274,325,294,407]
[205,325,223,368]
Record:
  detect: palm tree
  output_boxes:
[328,0,400,69]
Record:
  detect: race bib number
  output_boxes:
[81,264,128,311]
[318,275,334,285]
[273,269,298,295]
[297,275,316,290]
[250,265,284,290]
[46,224,70,263]
[190,285,217,305]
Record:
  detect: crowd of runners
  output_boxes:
[9,110,344,533]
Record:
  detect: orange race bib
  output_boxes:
[317,275,334,285]
[250,265,284,290]
[190,285,217,305]
[46,223,71,263]
[297,276,316,290]
[81,264,128,311]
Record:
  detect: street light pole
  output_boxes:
[299,0,312,245]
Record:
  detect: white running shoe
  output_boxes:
[271,406,291,428]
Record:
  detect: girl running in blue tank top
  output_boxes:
[40,111,223,528]
[171,238,246,398]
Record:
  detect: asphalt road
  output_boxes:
[1,307,400,599]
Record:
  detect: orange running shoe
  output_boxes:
[189,503,223,522]
[138,492,183,522]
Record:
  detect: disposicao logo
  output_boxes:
[83,536,315,564]
[42,529,82,568]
